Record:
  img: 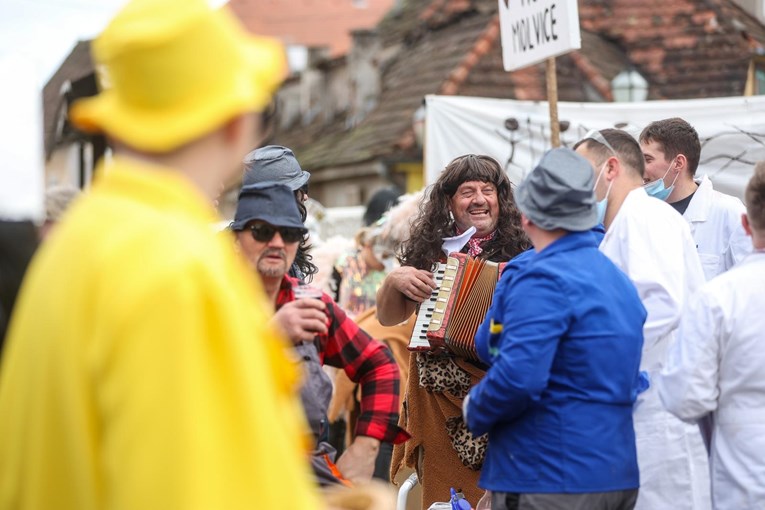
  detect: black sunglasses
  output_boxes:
[249,223,305,243]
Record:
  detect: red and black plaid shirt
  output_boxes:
[277,276,409,444]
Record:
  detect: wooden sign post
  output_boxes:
[497,0,580,149]
[546,57,560,147]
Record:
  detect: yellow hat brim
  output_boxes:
[70,7,287,153]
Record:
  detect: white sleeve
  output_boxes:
[658,287,722,421]
[625,226,697,343]
[720,194,750,270]
[725,221,753,269]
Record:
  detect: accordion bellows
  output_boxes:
[409,252,505,362]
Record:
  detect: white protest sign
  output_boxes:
[498,0,581,71]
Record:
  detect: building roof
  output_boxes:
[41,1,395,156]
[228,0,397,56]
[42,41,94,158]
[272,0,765,175]
[579,0,765,99]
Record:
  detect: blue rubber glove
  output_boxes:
[450,488,472,510]
[637,370,650,395]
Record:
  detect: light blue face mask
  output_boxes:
[596,198,608,225]
[643,157,678,201]
[595,162,613,225]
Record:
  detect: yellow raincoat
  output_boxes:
[0,158,320,510]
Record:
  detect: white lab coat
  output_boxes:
[685,175,751,280]
[600,188,711,510]
[659,251,765,510]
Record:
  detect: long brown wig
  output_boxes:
[400,154,530,270]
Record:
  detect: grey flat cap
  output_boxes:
[242,145,310,191]
[515,148,598,232]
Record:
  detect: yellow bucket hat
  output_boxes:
[70,0,287,152]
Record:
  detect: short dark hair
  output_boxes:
[573,129,646,179]
[746,161,765,231]
[639,118,701,176]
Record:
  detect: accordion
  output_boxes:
[409,252,505,362]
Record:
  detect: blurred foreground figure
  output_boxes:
[659,162,765,510]
[0,1,321,509]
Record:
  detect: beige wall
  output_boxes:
[45,145,79,188]
[309,162,391,208]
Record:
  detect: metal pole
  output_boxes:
[396,472,418,510]
[546,57,560,148]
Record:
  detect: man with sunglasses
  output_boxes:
[574,129,710,510]
[242,145,317,282]
[231,182,409,486]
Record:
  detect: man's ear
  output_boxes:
[742,213,753,237]
[675,154,688,176]
[221,114,247,144]
[221,113,261,148]
[606,156,620,180]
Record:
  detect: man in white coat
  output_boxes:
[659,161,765,510]
[639,117,750,280]
[575,129,711,510]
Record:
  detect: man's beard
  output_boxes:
[257,247,289,278]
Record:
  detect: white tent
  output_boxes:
[425,94,765,199]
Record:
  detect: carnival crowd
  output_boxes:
[1,0,764,509]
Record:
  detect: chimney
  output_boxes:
[300,46,330,124]
[347,29,381,125]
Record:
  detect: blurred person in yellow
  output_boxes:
[0,0,322,509]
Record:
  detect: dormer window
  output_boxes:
[611,69,649,102]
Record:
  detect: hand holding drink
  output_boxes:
[271,283,329,343]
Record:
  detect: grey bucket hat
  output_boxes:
[242,145,310,191]
[515,147,598,232]
[230,182,306,232]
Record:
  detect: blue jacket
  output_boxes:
[466,230,646,493]
[475,225,605,364]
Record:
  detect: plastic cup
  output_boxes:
[293,284,323,300]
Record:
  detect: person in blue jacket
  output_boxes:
[464,147,647,510]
